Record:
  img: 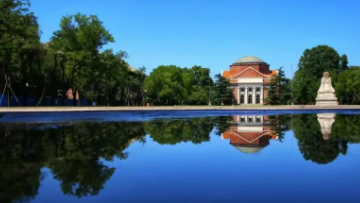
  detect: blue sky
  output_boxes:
[30,0,359,78]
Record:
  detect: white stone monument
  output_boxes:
[315,72,338,106]
[317,113,336,140]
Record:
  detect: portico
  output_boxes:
[222,56,277,105]
[235,85,264,104]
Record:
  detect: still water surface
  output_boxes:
[1,111,360,203]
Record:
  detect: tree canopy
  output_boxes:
[292,45,347,104]
[0,1,148,107]
[266,67,292,105]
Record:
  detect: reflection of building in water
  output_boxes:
[222,115,278,154]
[317,113,336,140]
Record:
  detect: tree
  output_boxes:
[183,66,212,105]
[212,74,233,105]
[334,67,360,104]
[50,13,114,106]
[144,65,185,105]
[266,76,279,105]
[84,49,129,106]
[339,54,349,72]
[292,45,343,104]
[0,0,39,51]
[266,67,292,105]
[0,0,42,106]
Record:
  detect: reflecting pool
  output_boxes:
[1,111,360,203]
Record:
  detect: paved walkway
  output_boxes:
[1,105,360,113]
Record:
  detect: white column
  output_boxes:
[252,87,256,104]
[237,87,240,104]
[245,115,248,123]
[260,87,264,104]
[244,87,248,104]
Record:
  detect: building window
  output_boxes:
[248,95,253,104]
[256,95,260,104]
[256,117,261,122]
[256,87,260,92]
[240,117,245,122]
[248,88,253,92]
[240,88,245,92]
[240,95,244,104]
[248,116,253,122]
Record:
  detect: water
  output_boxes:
[1,111,360,203]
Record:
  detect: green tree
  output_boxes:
[144,65,185,105]
[266,67,292,105]
[266,76,279,105]
[0,0,42,106]
[334,67,360,104]
[339,54,349,72]
[212,74,233,105]
[50,13,114,106]
[292,45,343,104]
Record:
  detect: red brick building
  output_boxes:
[222,115,278,154]
[222,56,277,104]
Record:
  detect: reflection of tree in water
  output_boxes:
[293,114,347,164]
[212,116,234,136]
[145,117,215,145]
[0,122,146,201]
[332,114,360,143]
[2,114,358,201]
[0,128,47,203]
[268,115,292,142]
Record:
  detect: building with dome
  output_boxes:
[222,56,277,104]
[221,115,278,154]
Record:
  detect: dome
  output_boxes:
[234,56,265,64]
[232,145,264,154]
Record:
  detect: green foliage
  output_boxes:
[266,68,292,105]
[0,3,147,107]
[144,65,213,105]
[212,74,234,105]
[292,45,343,104]
[50,13,114,105]
[334,67,360,104]
[339,54,349,72]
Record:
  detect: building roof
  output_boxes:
[234,56,266,64]
[128,65,137,72]
[232,145,264,154]
[222,70,230,78]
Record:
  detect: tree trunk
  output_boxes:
[72,88,77,106]
[23,86,28,106]
[36,86,47,106]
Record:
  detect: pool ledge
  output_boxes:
[1,105,360,113]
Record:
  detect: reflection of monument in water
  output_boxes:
[316,72,338,106]
[221,115,278,153]
[317,113,336,140]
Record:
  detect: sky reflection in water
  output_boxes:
[1,113,360,203]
